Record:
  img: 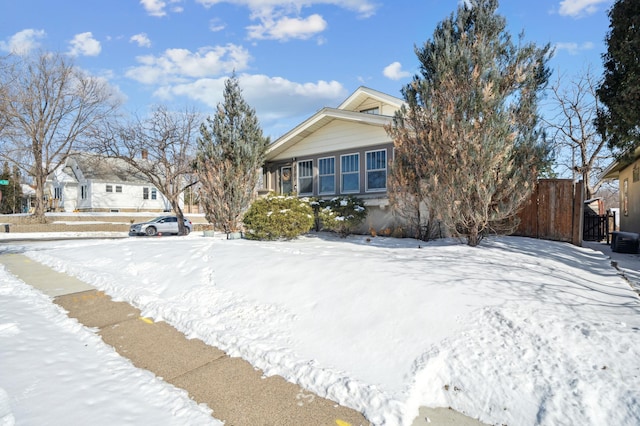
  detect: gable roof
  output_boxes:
[266,86,404,160]
[67,152,149,184]
[601,146,640,180]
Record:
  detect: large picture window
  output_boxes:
[298,160,313,195]
[366,149,387,191]
[341,153,359,193]
[318,157,335,194]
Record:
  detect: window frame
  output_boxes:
[151,188,157,200]
[81,185,88,200]
[297,160,314,196]
[143,187,149,200]
[317,156,336,195]
[365,149,387,192]
[106,184,113,193]
[340,153,360,194]
[115,185,122,193]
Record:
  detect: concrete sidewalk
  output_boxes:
[0,253,486,426]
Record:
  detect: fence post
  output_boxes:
[572,181,584,246]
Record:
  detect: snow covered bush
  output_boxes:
[243,194,314,240]
[315,196,367,237]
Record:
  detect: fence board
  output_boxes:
[515,179,582,245]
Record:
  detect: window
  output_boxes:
[298,160,313,195]
[143,187,149,200]
[81,185,88,200]
[318,157,335,194]
[366,149,387,191]
[341,153,359,193]
[115,185,122,193]
[624,178,629,216]
[151,188,157,200]
[360,107,379,115]
[106,185,113,193]
[54,187,62,199]
[634,165,639,183]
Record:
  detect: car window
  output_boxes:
[168,217,177,223]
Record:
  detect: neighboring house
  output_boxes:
[46,152,173,213]
[261,86,405,232]
[601,146,640,233]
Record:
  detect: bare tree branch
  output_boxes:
[0,51,121,220]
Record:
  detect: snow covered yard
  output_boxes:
[2,233,640,425]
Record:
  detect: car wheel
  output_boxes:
[184,228,190,235]
[145,226,157,236]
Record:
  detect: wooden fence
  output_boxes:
[514,179,584,246]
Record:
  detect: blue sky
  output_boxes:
[1,0,614,139]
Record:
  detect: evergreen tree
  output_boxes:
[387,0,551,246]
[596,0,640,155]
[196,74,269,234]
[0,162,23,214]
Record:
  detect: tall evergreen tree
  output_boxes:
[596,0,640,155]
[0,162,23,214]
[387,0,551,246]
[196,74,269,234]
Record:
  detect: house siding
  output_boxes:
[619,159,640,233]
[264,142,393,199]
[269,120,392,161]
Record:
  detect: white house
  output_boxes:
[261,86,405,232]
[46,152,173,213]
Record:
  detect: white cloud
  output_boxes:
[130,33,152,48]
[554,41,595,55]
[68,32,101,57]
[209,18,226,32]
[383,62,411,80]
[154,73,346,136]
[196,0,377,18]
[140,0,183,17]
[195,0,377,41]
[0,29,46,55]
[558,0,611,17]
[125,44,251,84]
[247,14,327,41]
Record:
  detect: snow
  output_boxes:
[1,232,640,426]
[0,258,219,426]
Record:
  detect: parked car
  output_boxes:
[129,216,193,236]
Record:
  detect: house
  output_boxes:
[46,152,173,213]
[601,146,640,233]
[261,86,405,232]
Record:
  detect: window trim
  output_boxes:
[317,156,336,195]
[340,153,360,194]
[297,159,314,196]
[115,185,122,193]
[106,184,113,193]
[143,187,149,200]
[365,149,387,192]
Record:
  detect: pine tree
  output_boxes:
[387,0,551,246]
[0,162,23,214]
[196,74,270,234]
[596,0,640,155]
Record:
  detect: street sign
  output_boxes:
[0,180,8,185]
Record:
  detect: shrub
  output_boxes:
[315,196,367,237]
[243,194,314,240]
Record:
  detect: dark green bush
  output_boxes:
[243,194,315,240]
[315,196,367,237]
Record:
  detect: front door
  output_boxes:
[281,166,293,194]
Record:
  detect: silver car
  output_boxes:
[129,216,193,236]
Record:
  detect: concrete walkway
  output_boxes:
[0,253,486,426]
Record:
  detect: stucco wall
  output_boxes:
[619,158,640,233]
